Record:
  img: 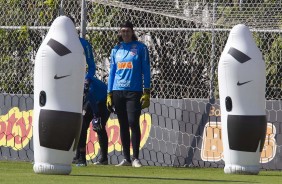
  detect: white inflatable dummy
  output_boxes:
[218,24,267,174]
[33,16,85,175]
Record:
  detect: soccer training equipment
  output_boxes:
[218,24,267,175]
[33,15,85,175]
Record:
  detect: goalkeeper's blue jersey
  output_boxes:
[107,40,151,92]
[80,37,96,81]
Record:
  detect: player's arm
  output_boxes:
[140,44,151,109]
[84,41,96,81]
[141,44,151,89]
[107,48,117,93]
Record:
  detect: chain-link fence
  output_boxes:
[0,0,282,169]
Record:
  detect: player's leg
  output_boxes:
[73,101,90,164]
[93,101,110,165]
[113,91,131,166]
[72,148,80,164]
[126,91,142,167]
[76,103,93,167]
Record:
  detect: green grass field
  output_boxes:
[0,161,281,184]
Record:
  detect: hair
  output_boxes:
[118,20,138,43]
[120,20,134,30]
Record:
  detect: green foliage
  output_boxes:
[268,36,282,62]
[1,0,282,99]
[88,4,120,55]
[0,0,60,94]
[189,32,212,58]
[44,0,58,8]
[0,29,34,94]
[84,4,121,82]
[89,4,119,27]
[265,36,282,83]
[18,26,29,41]
[38,0,59,25]
[213,2,282,100]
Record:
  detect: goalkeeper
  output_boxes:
[75,77,110,166]
[107,20,151,168]
[69,15,110,166]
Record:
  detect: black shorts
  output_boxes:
[112,90,142,113]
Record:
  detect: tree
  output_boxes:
[0,0,62,94]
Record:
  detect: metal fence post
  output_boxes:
[209,0,217,103]
[80,0,86,38]
[59,0,64,15]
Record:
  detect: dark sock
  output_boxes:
[79,151,86,160]
[75,150,80,159]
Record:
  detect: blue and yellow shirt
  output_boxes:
[108,40,151,92]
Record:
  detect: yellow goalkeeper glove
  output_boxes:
[140,88,150,109]
[106,92,114,112]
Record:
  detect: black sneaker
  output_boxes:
[94,159,108,165]
[72,150,80,164]
[76,157,87,167]
[72,156,79,164]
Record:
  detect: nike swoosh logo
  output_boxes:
[237,80,252,86]
[54,74,70,79]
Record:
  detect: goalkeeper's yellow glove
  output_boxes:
[106,92,114,112]
[140,88,150,109]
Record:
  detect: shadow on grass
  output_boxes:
[70,174,257,183]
